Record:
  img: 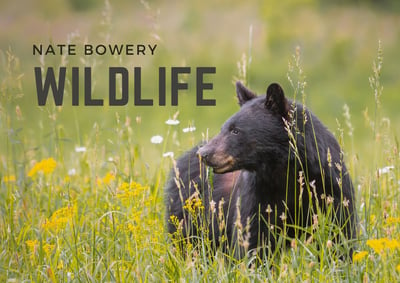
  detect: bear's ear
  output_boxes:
[236,81,257,106]
[265,83,289,118]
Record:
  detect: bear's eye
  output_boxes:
[230,128,239,135]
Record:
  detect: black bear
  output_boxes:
[165,81,357,259]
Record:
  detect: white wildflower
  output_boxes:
[378,165,394,175]
[163,152,174,158]
[165,119,180,126]
[182,126,196,133]
[75,146,87,153]
[150,135,163,144]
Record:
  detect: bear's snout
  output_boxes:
[196,146,210,162]
[197,143,236,174]
[197,144,219,168]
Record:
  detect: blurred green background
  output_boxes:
[1,0,399,177]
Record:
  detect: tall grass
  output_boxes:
[1,8,400,281]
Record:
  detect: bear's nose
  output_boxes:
[196,147,208,161]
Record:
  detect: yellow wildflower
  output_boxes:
[125,222,136,233]
[169,215,180,227]
[123,211,141,233]
[42,204,76,232]
[57,260,64,270]
[385,217,400,226]
[64,175,71,183]
[26,239,39,259]
[26,239,39,253]
[366,239,384,254]
[396,264,400,272]
[3,175,16,182]
[353,251,368,262]
[116,181,148,205]
[369,214,376,225]
[43,243,55,257]
[28,158,57,177]
[102,172,115,185]
[385,238,400,249]
[366,238,400,254]
[183,193,204,215]
[51,205,75,219]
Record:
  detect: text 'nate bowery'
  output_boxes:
[33,44,158,56]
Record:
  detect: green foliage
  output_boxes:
[1,1,400,281]
[0,42,400,282]
[67,0,99,12]
[320,0,400,11]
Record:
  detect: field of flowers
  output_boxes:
[1,42,399,282]
[1,1,400,282]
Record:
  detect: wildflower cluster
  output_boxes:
[116,181,149,206]
[25,239,55,259]
[102,172,115,185]
[353,251,368,262]
[366,238,400,254]
[42,204,76,232]
[96,171,116,186]
[169,215,181,229]
[353,237,400,264]
[168,214,184,242]
[385,217,400,226]
[25,239,39,255]
[113,179,162,249]
[28,158,57,178]
[183,193,204,215]
[354,213,400,266]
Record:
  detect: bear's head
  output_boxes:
[197,81,291,173]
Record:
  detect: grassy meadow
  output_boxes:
[1,0,400,281]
